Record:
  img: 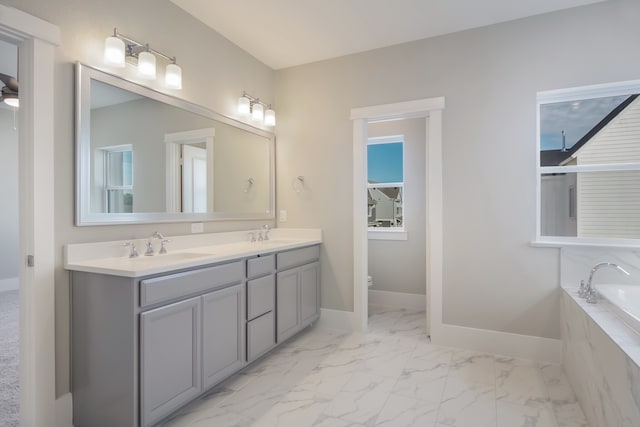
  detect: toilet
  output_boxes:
[367,275,373,288]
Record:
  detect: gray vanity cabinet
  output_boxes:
[276,246,320,343]
[70,243,320,427]
[246,254,276,361]
[141,297,202,427]
[202,283,245,388]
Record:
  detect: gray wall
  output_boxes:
[274,0,640,340]
[1,0,275,396]
[368,118,426,295]
[0,109,19,281]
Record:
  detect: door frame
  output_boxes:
[0,5,60,426]
[351,97,444,339]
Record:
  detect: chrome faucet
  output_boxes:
[144,241,155,256]
[159,239,170,254]
[145,231,167,256]
[580,262,630,304]
[150,231,165,240]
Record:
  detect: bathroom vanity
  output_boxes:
[65,230,321,427]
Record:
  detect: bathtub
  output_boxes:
[597,284,640,335]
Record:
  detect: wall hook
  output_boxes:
[243,177,255,193]
[292,175,305,193]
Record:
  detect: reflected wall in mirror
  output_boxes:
[76,63,274,225]
[537,80,640,240]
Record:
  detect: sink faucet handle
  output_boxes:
[578,280,587,298]
[144,241,155,256]
[159,239,171,254]
[262,224,271,240]
[123,242,138,258]
[248,231,256,242]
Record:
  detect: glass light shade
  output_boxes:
[137,51,156,79]
[252,102,264,122]
[238,96,250,115]
[3,96,18,108]
[264,108,276,126]
[104,36,126,67]
[165,63,182,89]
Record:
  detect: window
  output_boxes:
[537,80,640,245]
[103,145,133,213]
[367,136,404,234]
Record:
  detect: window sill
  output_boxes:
[531,237,640,250]
[368,229,408,241]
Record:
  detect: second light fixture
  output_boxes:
[238,92,276,127]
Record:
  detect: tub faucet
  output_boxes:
[581,262,630,304]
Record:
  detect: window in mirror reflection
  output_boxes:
[367,138,404,229]
[103,145,133,213]
[538,81,640,241]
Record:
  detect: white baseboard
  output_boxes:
[432,323,562,364]
[368,289,426,310]
[317,308,359,332]
[0,277,18,292]
[55,393,73,427]
[319,307,562,363]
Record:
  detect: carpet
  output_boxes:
[0,290,19,427]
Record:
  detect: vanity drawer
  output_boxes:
[277,245,320,270]
[247,311,275,362]
[247,254,275,279]
[140,261,244,307]
[247,274,275,320]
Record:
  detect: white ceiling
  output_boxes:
[171,0,606,70]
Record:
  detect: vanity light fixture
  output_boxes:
[103,28,182,90]
[264,106,276,126]
[237,92,276,127]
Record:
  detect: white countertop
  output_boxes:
[64,228,322,278]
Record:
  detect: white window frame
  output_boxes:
[535,79,640,248]
[367,135,407,240]
[102,144,133,213]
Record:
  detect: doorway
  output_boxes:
[0,5,60,426]
[366,118,428,334]
[0,38,20,424]
[351,98,445,339]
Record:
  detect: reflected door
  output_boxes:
[182,145,207,213]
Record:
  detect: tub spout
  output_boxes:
[584,262,630,304]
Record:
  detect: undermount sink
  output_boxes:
[128,252,209,263]
[256,239,299,246]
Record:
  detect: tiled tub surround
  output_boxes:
[561,247,640,427]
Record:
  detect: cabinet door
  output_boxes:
[141,297,201,427]
[276,268,300,342]
[202,283,246,389]
[300,262,320,326]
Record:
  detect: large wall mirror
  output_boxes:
[75,63,274,225]
[537,80,640,243]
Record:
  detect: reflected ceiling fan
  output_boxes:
[0,73,18,108]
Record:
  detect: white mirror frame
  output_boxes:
[535,79,640,248]
[75,63,275,225]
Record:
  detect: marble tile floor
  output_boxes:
[162,305,589,427]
